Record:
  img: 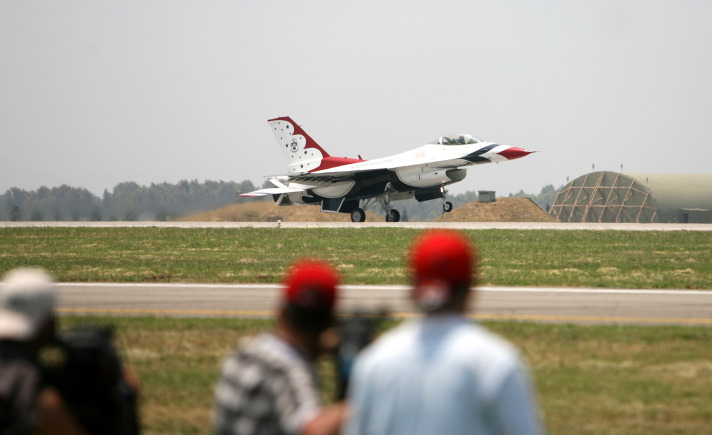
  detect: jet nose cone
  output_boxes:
[496,146,534,161]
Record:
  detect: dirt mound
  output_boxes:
[181,197,555,222]
[179,200,381,222]
[434,197,557,222]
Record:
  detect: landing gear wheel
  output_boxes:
[351,208,366,223]
[443,201,453,213]
[386,209,401,222]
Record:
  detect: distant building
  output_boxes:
[549,172,712,223]
[478,190,496,203]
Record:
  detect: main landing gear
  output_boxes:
[350,185,453,222]
[350,201,401,222]
[350,208,366,223]
[351,188,402,222]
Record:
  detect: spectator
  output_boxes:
[0,268,86,434]
[343,230,543,435]
[213,260,346,435]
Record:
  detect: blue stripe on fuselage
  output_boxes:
[463,144,498,164]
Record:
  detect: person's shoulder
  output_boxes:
[451,321,522,364]
[219,333,310,391]
[353,320,418,367]
[370,319,416,346]
[237,333,311,373]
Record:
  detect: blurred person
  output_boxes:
[213,260,346,435]
[343,230,543,435]
[0,268,86,434]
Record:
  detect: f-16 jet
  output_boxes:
[241,116,534,222]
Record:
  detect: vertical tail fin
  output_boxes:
[268,116,330,175]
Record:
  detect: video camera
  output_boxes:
[47,325,140,435]
[335,311,388,400]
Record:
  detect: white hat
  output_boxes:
[0,268,56,340]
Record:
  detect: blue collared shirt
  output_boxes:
[343,314,543,435]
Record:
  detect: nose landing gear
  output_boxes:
[441,185,453,213]
[379,192,401,222]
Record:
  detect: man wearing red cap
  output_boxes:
[343,230,542,435]
[213,260,345,435]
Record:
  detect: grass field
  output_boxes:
[59,316,712,435]
[2,227,712,434]
[2,227,712,288]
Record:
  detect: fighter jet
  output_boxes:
[241,116,534,222]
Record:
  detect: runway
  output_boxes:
[55,283,712,326]
[4,221,712,231]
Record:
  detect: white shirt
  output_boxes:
[343,314,542,435]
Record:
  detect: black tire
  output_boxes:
[443,201,453,213]
[386,209,400,222]
[351,208,366,222]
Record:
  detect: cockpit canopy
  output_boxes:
[429,133,481,146]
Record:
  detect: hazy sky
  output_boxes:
[2,1,711,198]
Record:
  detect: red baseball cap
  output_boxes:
[409,230,476,311]
[283,259,339,311]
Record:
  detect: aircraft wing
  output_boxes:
[289,161,454,181]
[288,172,361,183]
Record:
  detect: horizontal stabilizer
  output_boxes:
[239,186,307,197]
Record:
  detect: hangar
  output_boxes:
[548,172,712,223]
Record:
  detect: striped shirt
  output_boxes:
[213,333,322,435]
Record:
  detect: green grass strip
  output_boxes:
[2,227,711,288]
[56,316,712,434]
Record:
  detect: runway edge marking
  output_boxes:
[55,283,712,296]
[56,308,712,326]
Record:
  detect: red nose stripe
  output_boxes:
[496,147,534,160]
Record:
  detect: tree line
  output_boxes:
[1,180,258,221]
[1,180,560,222]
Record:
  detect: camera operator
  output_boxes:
[0,267,86,434]
[213,259,346,435]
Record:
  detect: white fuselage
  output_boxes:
[315,143,509,175]
[293,143,508,197]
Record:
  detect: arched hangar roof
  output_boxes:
[549,172,712,223]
